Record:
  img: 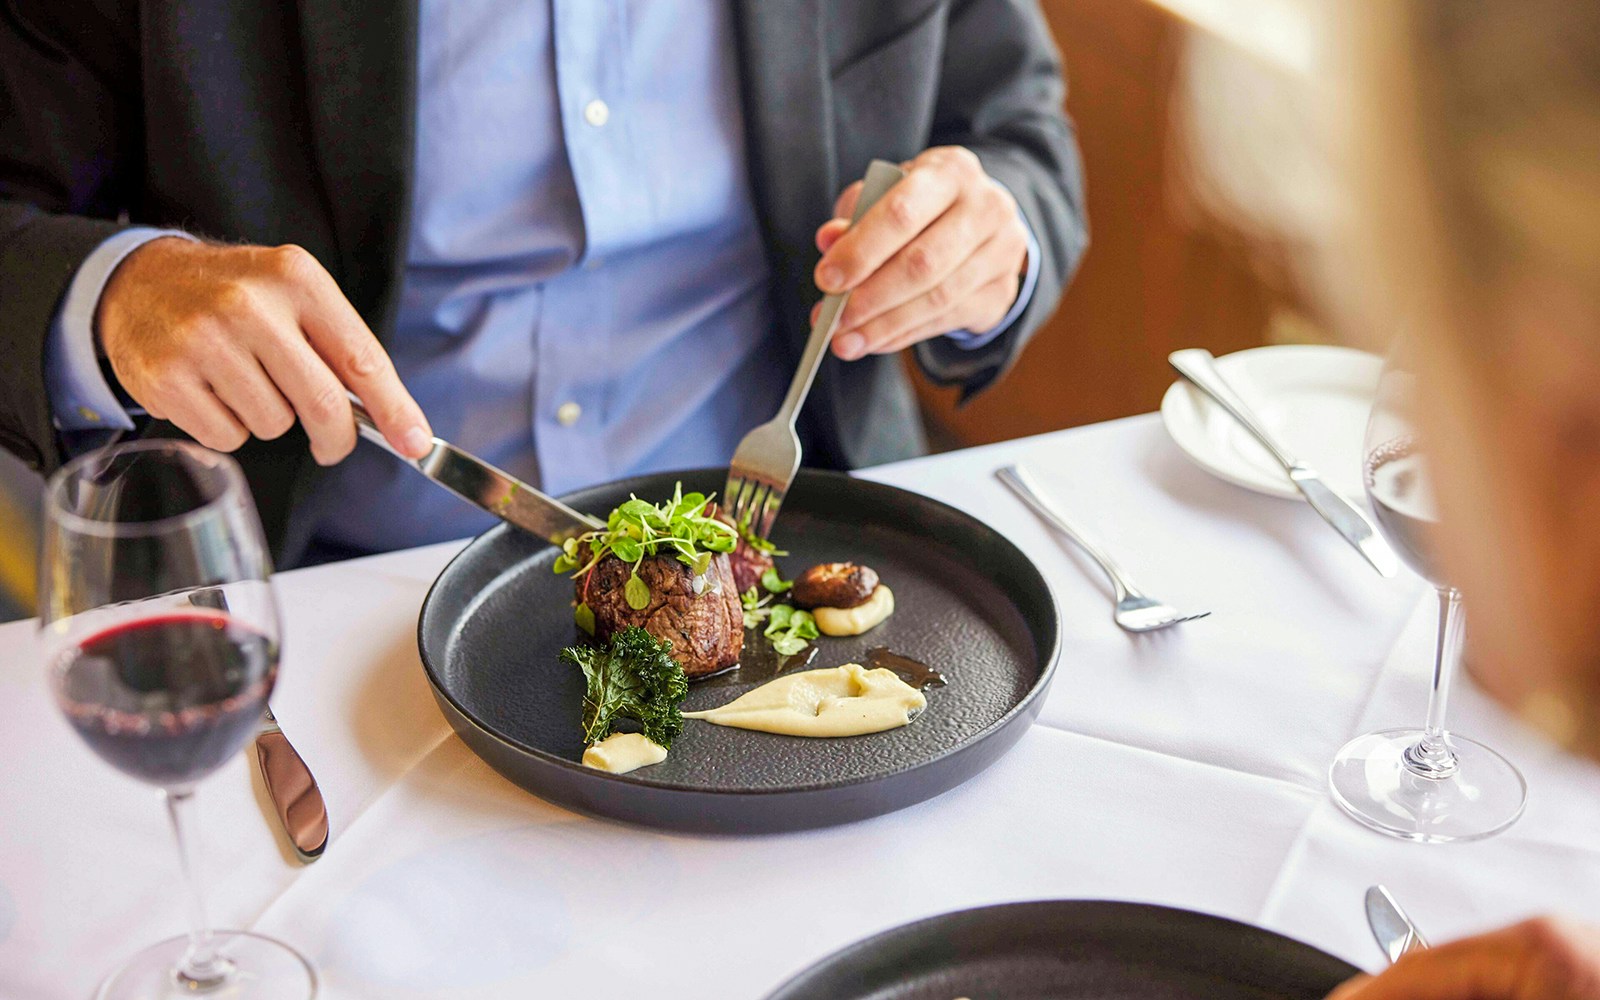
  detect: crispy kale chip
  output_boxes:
[559,626,689,748]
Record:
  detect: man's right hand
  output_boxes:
[96,238,432,465]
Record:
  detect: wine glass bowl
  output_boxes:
[1328,365,1527,843]
[39,441,315,999]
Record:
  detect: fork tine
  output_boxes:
[741,483,770,536]
[726,475,753,526]
[754,485,785,540]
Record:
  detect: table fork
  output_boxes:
[996,464,1211,633]
[725,159,906,539]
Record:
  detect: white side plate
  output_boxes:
[1159,344,1383,501]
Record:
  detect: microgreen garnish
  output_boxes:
[735,514,788,557]
[763,604,819,657]
[555,483,739,616]
[760,566,792,594]
[741,586,775,629]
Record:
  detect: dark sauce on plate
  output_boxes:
[867,647,947,689]
[695,631,818,688]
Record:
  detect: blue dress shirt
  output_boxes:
[46,0,1039,554]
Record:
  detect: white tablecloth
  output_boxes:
[3,414,1598,998]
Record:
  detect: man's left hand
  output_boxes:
[813,146,1029,360]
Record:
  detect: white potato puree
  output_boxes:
[684,662,925,737]
[581,732,668,774]
[813,584,894,636]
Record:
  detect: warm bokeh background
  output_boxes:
[0,0,1307,621]
[912,0,1310,449]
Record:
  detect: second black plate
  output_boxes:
[417,468,1059,834]
[764,901,1359,999]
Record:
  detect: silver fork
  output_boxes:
[725,159,906,538]
[996,464,1211,633]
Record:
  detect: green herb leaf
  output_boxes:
[611,537,644,563]
[771,633,809,656]
[624,574,651,610]
[559,626,688,748]
[765,604,794,634]
[553,553,577,574]
[574,602,596,635]
[760,604,816,656]
[761,566,792,593]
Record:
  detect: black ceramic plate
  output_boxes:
[417,468,1059,834]
[764,901,1360,999]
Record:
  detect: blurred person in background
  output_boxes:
[1180,0,1600,993]
[1322,1,1600,995]
[0,1,1086,570]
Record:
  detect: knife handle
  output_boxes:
[778,159,906,425]
[256,730,329,863]
[1169,349,1301,471]
[349,392,432,464]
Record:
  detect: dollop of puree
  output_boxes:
[582,732,668,774]
[683,662,925,737]
[814,584,894,637]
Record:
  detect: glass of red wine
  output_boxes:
[38,440,315,998]
[1328,363,1527,842]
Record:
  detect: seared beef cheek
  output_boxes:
[582,554,743,677]
[727,538,775,595]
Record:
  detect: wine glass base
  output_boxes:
[1330,728,1527,843]
[93,930,315,999]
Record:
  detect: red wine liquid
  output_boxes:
[54,612,276,787]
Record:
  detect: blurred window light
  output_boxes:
[1151,0,1316,77]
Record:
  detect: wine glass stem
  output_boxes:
[1404,587,1464,779]
[163,789,235,988]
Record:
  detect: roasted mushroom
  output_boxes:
[792,562,880,610]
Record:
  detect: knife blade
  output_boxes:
[350,395,602,545]
[189,588,329,863]
[1366,884,1430,964]
[1168,349,1399,578]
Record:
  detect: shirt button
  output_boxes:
[556,402,582,427]
[77,406,102,423]
[583,99,610,127]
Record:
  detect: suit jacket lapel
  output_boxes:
[732,0,835,299]
[295,0,418,343]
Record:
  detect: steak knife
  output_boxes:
[189,588,328,862]
[1168,349,1399,578]
[350,395,602,545]
[1365,884,1430,964]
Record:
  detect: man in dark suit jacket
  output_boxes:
[0,0,1086,566]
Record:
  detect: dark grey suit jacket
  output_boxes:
[0,0,1086,564]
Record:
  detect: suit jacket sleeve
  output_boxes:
[0,0,140,473]
[912,0,1089,400]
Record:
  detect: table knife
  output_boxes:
[1168,349,1399,578]
[256,704,329,862]
[189,588,329,863]
[1366,884,1430,964]
[350,395,602,545]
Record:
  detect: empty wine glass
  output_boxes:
[38,441,316,998]
[1328,364,1527,842]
